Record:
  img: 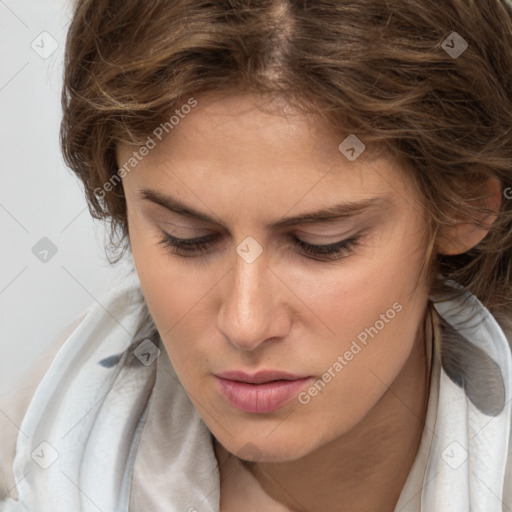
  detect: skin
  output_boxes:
[118,91,497,511]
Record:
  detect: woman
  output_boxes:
[2,0,512,510]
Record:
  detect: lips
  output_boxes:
[216,369,309,384]
[214,370,313,413]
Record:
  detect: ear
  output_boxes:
[436,176,502,256]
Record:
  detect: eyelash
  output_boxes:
[157,230,362,262]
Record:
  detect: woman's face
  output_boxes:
[120,92,431,462]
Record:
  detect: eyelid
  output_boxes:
[158,227,367,250]
[291,217,367,236]
[157,221,361,242]
[159,230,359,247]
[159,219,212,232]
[156,228,364,263]
[147,204,214,232]
[152,207,366,235]
[292,229,357,243]
[156,222,215,239]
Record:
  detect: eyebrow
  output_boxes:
[138,188,391,231]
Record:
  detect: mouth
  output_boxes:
[214,370,313,413]
[216,369,310,384]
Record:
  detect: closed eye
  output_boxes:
[156,230,362,262]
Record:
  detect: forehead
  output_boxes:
[120,90,385,168]
[118,91,417,216]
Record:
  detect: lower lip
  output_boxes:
[214,376,312,414]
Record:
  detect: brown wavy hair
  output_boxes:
[60,0,512,331]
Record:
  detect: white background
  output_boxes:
[0,0,126,395]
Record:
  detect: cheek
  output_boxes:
[129,219,204,323]
[284,228,426,344]
[289,233,428,409]
[128,226,220,382]
[133,258,211,391]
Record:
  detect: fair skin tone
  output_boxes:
[119,91,500,512]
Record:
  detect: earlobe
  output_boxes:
[436,176,502,256]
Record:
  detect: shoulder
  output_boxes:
[0,313,87,501]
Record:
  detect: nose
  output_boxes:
[216,247,291,351]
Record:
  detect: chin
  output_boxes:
[220,435,314,464]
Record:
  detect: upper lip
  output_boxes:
[215,370,310,384]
